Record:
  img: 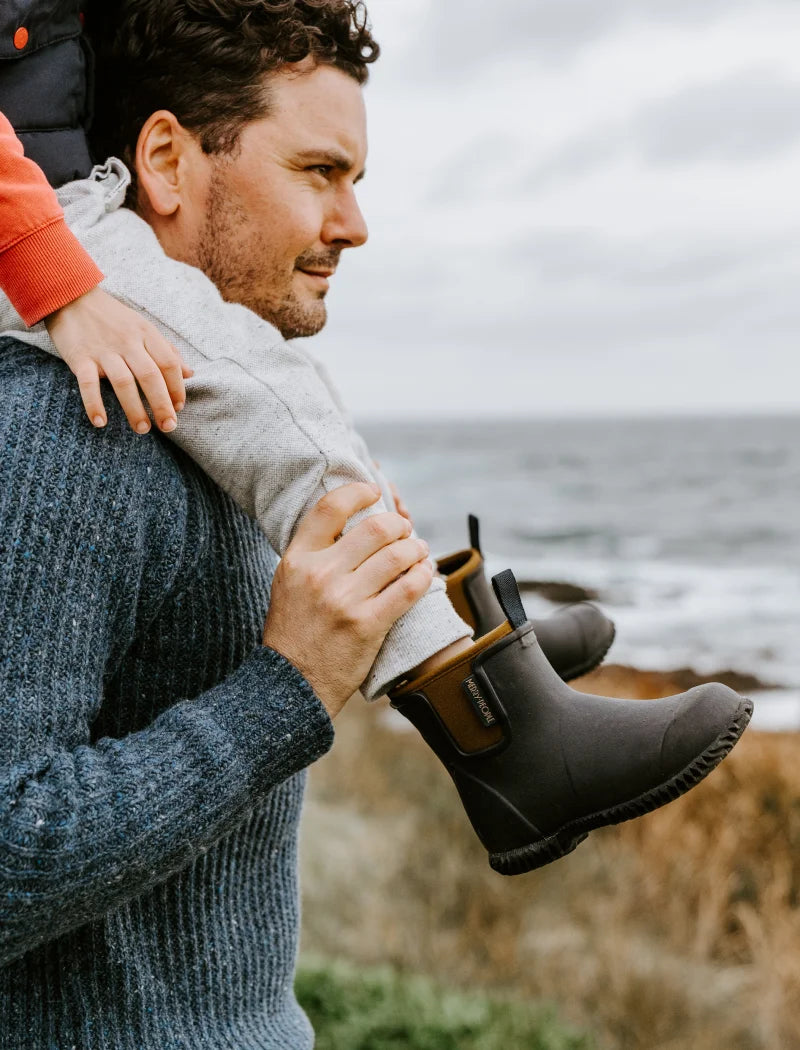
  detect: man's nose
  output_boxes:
[324,188,368,249]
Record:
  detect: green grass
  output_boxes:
[296,958,594,1050]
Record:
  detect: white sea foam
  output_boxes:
[500,554,800,693]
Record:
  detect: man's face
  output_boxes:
[177,61,368,339]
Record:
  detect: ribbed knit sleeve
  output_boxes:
[0,344,334,968]
[0,110,102,325]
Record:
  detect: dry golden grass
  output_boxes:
[301,666,800,1050]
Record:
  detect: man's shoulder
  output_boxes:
[0,338,177,475]
[0,338,190,534]
[0,338,268,581]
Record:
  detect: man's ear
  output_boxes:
[135,111,191,217]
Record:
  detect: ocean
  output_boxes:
[359,415,800,731]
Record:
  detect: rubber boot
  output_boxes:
[391,570,752,876]
[438,515,616,681]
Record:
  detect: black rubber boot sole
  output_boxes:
[490,696,753,876]
[559,622,617,683]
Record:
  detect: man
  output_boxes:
[0,0,751,858]
[0,1,752,1044]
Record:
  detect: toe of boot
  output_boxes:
[533,602,615,681]
[659,683,752,781]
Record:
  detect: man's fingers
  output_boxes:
[101,358,152,434]
[370,559,434,630]
[123,348,178,433]
[73,359,107,428]
[291,483,382,552]
[335,512,413,573]
[143,335,189,416]
[352,536,429,598]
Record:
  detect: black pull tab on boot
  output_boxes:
[491,570,527,630]
[468,514,482,554]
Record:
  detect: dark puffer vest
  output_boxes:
[0,0,92,186]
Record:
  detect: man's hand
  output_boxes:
[263,483,432,719]
[45,286,194,434]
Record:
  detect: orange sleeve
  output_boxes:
[0,110,102,326]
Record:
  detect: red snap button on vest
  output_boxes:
[13,26,29,50]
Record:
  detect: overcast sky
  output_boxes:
[305,0,800,419]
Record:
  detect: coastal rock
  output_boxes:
[576,664,778,699]
[517,579,600,603]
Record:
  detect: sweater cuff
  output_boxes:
[0,218,103,326]
[208,646,334,796]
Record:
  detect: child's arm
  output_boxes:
[0,111,190,433]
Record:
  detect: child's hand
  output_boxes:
[372,460,413,525]
[44,286,193,434]
[388,480,413,524]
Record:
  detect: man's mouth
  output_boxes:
[295,267,335,293]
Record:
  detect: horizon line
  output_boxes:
[355,406,800,425]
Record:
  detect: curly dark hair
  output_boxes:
[88,0,379,166]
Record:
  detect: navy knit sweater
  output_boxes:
[0,338,334,1049]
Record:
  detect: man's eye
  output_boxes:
[309,165,333,177]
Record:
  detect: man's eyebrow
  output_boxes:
[295,149,366,182]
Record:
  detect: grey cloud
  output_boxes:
[407,0,788,73]
[447,266,800,360]
[508,228,800,288]
[527,131,621,192]
[526,69,800,189]
[633,70,800,163]
[424,134,521,207]
[322,224,800,365]
[461,236,800,355]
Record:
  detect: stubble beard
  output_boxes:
[196,168,330,340]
